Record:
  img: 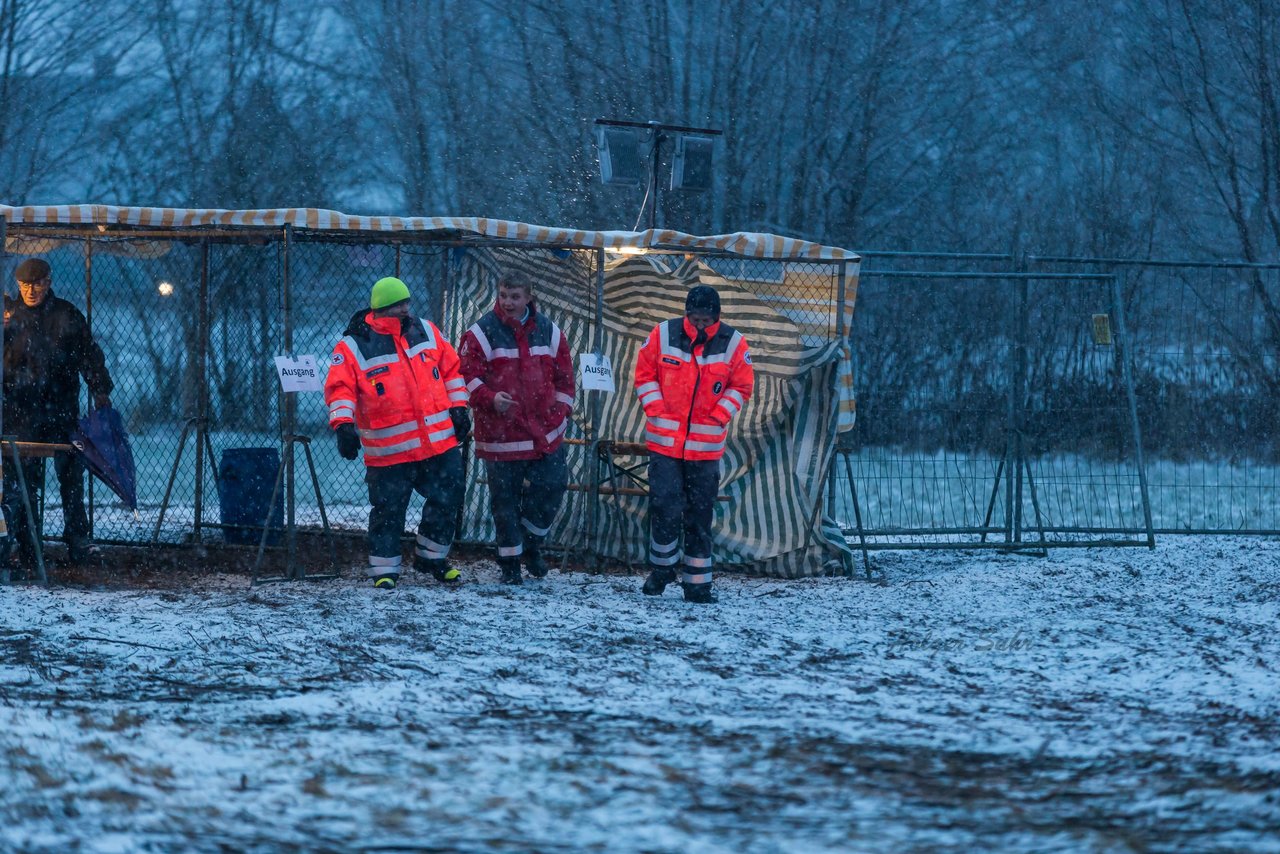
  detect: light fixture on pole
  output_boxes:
[595,125,646,186]
[595,119,722,231]
[671,134,715,192]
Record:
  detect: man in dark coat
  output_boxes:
[3,257,114,567]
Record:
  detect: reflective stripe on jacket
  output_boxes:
[459,300,575,461]
[634,316,754,461]
[324,310,467,467]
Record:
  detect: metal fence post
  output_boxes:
[1001,275,1018,543]
[436,245,448,333]
[585,247,607,567]
[193,241,211,542]
[84,239,95,539]
[1011,274,1030,544]
[592,249,606,434]
[282,224,298,577]
[1110,269,1156,549]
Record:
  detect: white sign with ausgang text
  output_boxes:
[274,354,323,392]
[579,353,616,392]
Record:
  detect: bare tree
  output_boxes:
[1131,0,1280,260]
[1114,0,1280,394]
[93,0,353,207]
[0,0,142,201]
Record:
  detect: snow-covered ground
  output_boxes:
[2,538,1278,852]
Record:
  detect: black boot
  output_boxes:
[524,545,550,579]
[68,541,104,566]
[682,582,717,604]
[416,556,461,583]
[642,566,675,596]
[498,557,523,585]
[372,573,399,590]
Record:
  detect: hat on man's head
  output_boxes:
[685,285,721,319]
[15,258,51,283]
[370,276,411,310]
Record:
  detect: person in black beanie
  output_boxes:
[3,257,114,568]
[632,284,754,603]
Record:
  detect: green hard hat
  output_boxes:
[370,276,411,310]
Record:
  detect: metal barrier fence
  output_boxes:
[829,251,1280,547]
[828,255,1154,550]
[0,222,850,570]
[0,232,599,558]
[1030,257,1280,534]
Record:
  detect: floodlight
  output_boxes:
[596,126,645,186]
[671,134,715,192]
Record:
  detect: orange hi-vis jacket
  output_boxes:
[634,316,754,461]
[324,310,469,467]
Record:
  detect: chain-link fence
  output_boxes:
[10,222,1278,564]
[0,232,599,556]
[830,251,1280,548]
[1,222,854,575]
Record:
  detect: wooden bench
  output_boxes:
[558,438,731,571]
[1,439,76,585]
[564,439,729,500]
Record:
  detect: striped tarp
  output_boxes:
[0,204,857,260]
[441,247,855,577]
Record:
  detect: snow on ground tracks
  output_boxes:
[1,538,1278,851]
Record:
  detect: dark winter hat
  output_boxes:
[14,258,51,283]
[685,285,721,319]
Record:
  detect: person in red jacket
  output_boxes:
[633,285,754,603]
[324,276,471,589]
[459,271,575,584]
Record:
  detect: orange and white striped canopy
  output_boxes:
[1,204,858,262]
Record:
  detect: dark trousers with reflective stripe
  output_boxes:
[647,454,719,584]
[365,448,462,574]
[484,446,567,558]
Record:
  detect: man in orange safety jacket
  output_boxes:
[324,276,471,589]
[633,284,753,604]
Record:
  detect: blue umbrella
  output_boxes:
[70,406,137,513]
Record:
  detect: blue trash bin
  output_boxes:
[218,448,284,546]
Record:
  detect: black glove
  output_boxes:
[450,407,472,446]
[335,423,360,460]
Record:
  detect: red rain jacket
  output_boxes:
[459,299,575,461]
